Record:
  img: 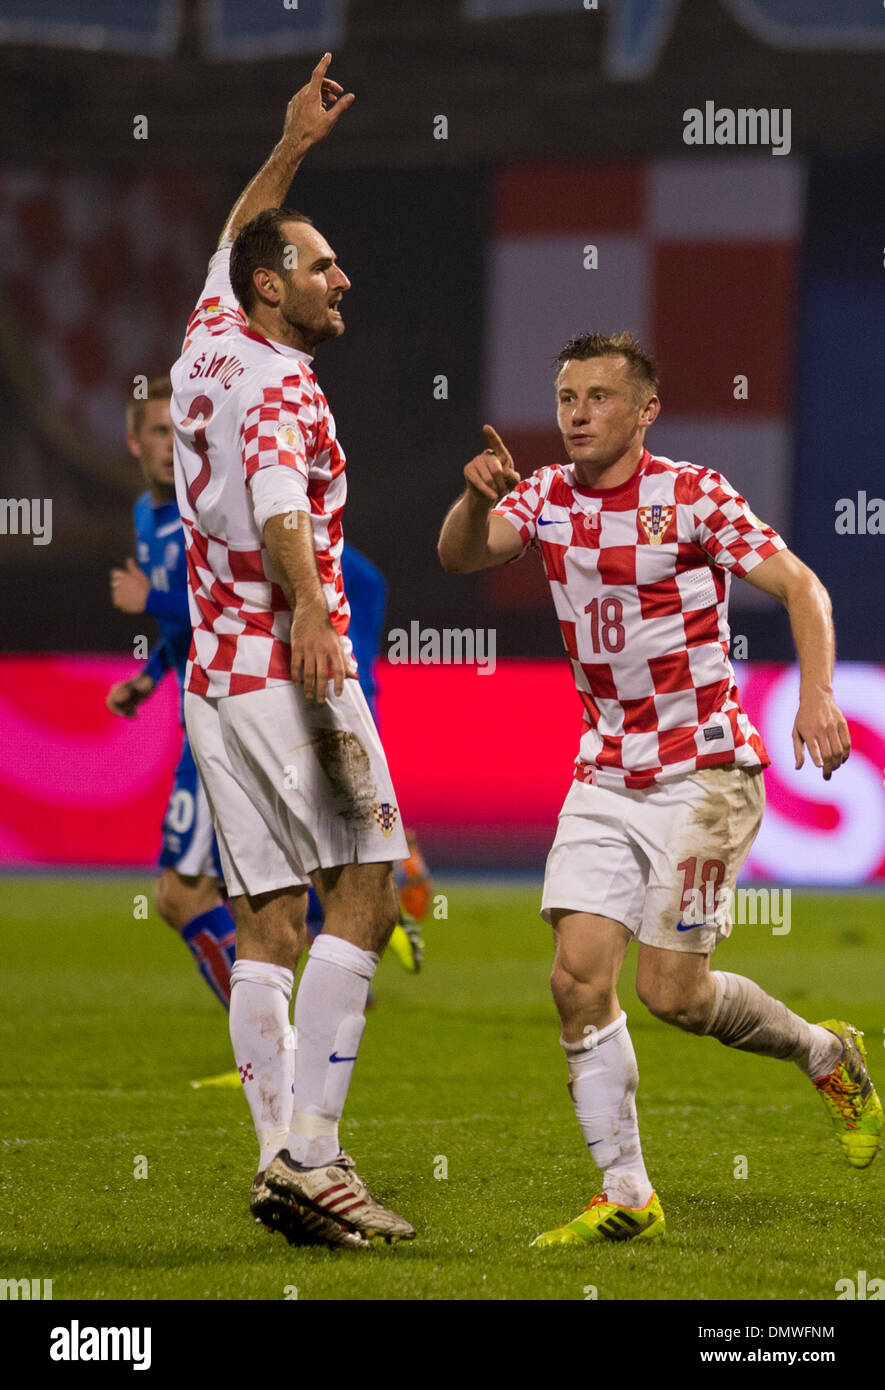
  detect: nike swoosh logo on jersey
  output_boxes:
[538,516,566,526]
[328,1052,358,1063]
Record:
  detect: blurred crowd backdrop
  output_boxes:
[1,0,883,875]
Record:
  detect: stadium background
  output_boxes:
[1,0,884,879]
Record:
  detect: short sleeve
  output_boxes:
[248,463,310,532]
[241,381,314,486]
[492,473,546,551]
[691,470,786,578]
[181,242,245,350]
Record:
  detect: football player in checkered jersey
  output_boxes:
[169,56,413,1248]
[438,331,882,1245]
[106,377,236,1010]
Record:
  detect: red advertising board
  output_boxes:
[1,656,882,882]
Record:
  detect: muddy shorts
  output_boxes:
[540,765,765,954]
[184,680,408,897]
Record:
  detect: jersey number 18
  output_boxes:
[584,596,626,654]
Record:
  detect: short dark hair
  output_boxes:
[126,375,171,434]
[554,331,659,399]
[230,207,314,314]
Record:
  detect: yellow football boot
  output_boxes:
[814,1020,883,1169]
[531,1191,665,1247]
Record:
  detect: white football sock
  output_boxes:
[563,1011,654,1209]
[287,934,379,1169]
[229,959,295,1171]
[702,971,842,1079]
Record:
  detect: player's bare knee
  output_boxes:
[343,884,397,954]
[153,873,184,931]
[233,887,306,971]
[266,918,304,973]
[155,871,219,933]
[316,862,398,953]
[550,962,615,1028]
[640,984,708,1033]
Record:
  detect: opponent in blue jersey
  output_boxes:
[104,377,236,1008]
[340,544,388,722]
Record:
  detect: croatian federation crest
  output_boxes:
[373,802,399,838]
[638,504,674,545]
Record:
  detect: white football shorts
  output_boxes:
[540,764,765,954]
[184,678,409,897]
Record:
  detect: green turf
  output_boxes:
[1,878,883,1301]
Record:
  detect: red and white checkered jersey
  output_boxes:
[493,448,786,789]
[170,243,353,698]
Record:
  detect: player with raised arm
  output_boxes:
[438,331,882,1246]
[106,378,235,1009]
[171,56,414,1248]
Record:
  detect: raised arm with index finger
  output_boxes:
[218,53,354,248]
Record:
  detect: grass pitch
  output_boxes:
[1,878,883,1302]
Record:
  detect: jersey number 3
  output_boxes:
[181,394,214,510]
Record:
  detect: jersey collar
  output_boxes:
[570,448,649,497]
[239,324,314,363]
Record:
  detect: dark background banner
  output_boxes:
[0,0,882,661]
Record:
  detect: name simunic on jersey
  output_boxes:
[170,244,353,698]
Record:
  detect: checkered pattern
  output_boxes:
[493,448,785,789]
[0,168,207,453]
[171,246,352,698]
[484,157,802,616]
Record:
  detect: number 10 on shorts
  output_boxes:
[678,856,727,924]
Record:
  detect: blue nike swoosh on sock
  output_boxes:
[587,1140,603,1147]
[329,1052,358,1063]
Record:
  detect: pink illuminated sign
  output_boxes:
[1,656,882,882]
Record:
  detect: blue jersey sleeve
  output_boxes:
[132,491,191,723]
[341,544,387,674]
[145,588,191,623]
[143,642,171,686]
[341,545,387,720]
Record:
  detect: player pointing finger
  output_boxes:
[439,332,882,1252]
[464,424,521,502]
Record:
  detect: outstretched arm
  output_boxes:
[742,548,850,780]
[217,53,354,247]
